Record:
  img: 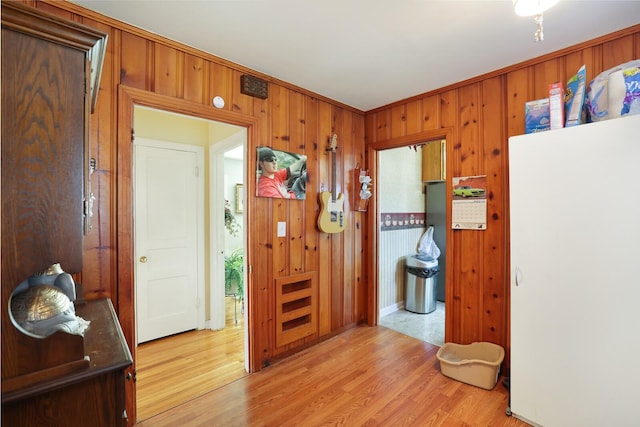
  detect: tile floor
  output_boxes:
[379,301,445,347]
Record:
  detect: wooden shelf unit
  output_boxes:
[275,272,318,347]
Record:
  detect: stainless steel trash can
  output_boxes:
[405,255,439,314]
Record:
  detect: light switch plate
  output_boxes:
[277,221,286,237]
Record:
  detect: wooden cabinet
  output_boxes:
[2,299,133,426]
[422,140,445,182]
[0,3,126,425]
[1,0,107,381]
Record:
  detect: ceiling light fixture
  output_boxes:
[513,0,560,42]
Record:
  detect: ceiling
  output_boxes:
[70,0,640,111]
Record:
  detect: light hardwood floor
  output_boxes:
[136,297,246,421]
[137,324,529,426]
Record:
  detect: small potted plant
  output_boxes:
[224,248,243,302]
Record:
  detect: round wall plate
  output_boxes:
[213,96,225,108]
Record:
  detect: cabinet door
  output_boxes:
[509,115,640,427]
[1,21,87,381]
[422,140,445,182]
[1,26,86,282]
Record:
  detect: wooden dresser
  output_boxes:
[2,299,133,426]
[1,3,131,425]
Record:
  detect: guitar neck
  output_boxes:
[331,149,337,202]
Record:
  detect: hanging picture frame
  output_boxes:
[235,184,244,213]
[256,146,307,199]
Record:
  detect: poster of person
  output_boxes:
[452,175,487,230]
[256,146,307,199]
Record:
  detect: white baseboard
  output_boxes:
[379,301,404,318]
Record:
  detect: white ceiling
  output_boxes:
[70,0,640,111]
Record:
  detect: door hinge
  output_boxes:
[195,166,200,177]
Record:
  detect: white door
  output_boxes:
[135,140,203,344]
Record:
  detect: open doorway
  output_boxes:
[132,105,248,420]
[376,140,446,347]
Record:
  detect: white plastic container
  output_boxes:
[588,59,640,121]
[436,341,505,390]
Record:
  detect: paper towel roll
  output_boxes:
[608,69,626,119]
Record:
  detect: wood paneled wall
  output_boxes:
[18,0,640,383]
[365,25,640,367]
[27,0,367,381]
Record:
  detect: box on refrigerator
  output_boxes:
[549,82,565,130]
[524,98,550,134]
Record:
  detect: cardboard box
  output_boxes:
[524,98,550,133]
[549,82,565,129]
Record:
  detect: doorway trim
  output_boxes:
[366,128,454,342]
[208,131,247,333]
[117,85,259,423]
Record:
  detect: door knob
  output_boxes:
[139,256,148,263]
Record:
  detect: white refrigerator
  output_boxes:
[509,114,640,427]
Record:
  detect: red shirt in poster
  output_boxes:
[258,168,294,198]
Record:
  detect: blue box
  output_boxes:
[525,98,550,134]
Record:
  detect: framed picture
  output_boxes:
[235,184,244,213]
[256,146,307,199]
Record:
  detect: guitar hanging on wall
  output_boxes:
[318,134,346,233]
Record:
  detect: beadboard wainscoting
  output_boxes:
[378,222,426,315]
